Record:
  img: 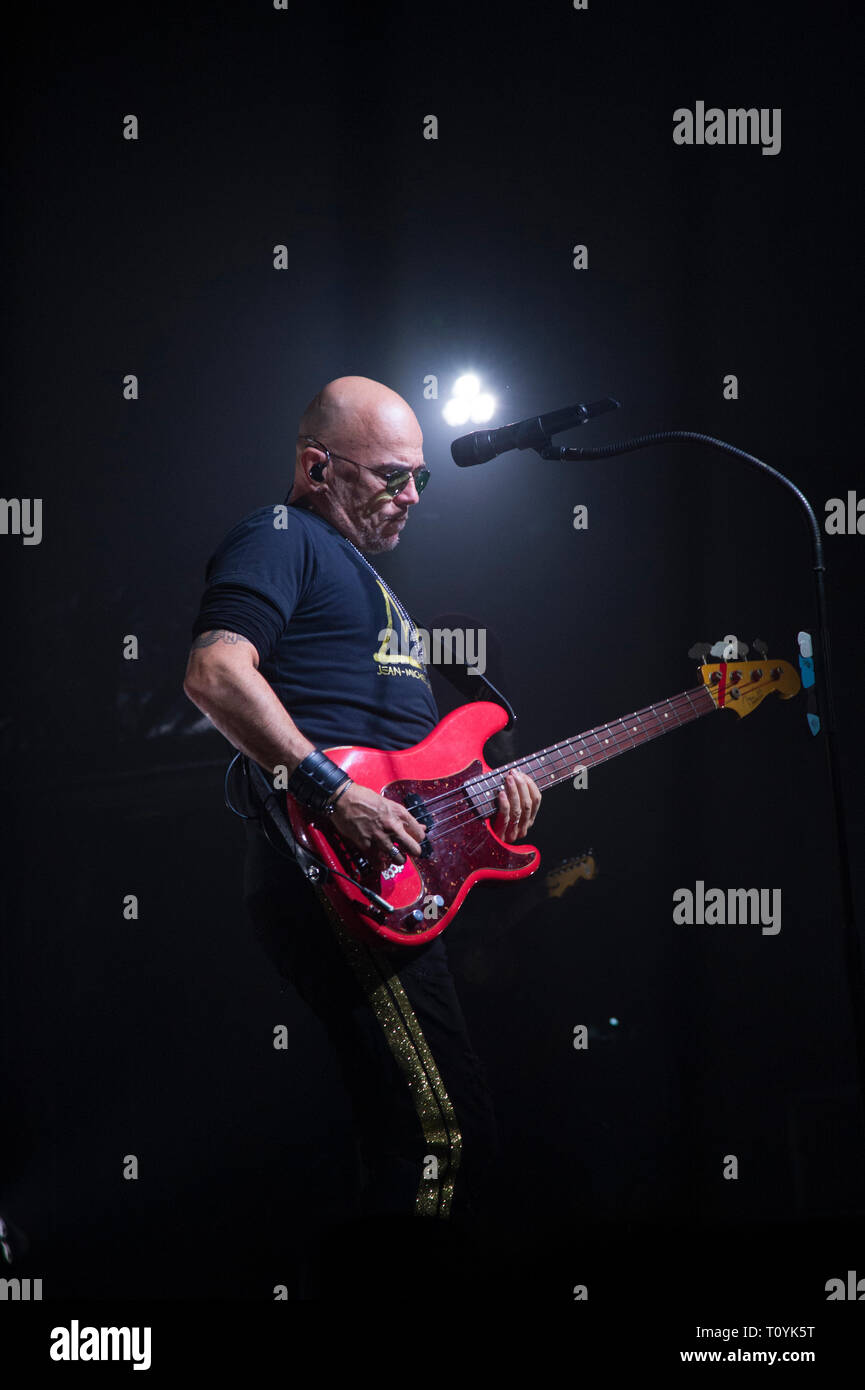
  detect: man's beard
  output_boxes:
[352,512,404,554]
[327,483,405,554]
[357,531,400,555]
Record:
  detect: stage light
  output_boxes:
[453,373,481,399]
[470,392,495,423]
[442,397,471,426]
[443,374,496,427]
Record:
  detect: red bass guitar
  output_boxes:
[287,659,800,948]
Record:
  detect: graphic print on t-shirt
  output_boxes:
[373,579,431,684]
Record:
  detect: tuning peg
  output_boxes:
[688,640,712,662]
[753,637,769,659]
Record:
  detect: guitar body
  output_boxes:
[286,701,540,947]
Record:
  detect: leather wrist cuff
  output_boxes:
[286,750,352,813]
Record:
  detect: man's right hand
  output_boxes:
[329,783,427,870]
[182,631,427,869]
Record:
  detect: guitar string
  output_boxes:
[406,671,784,843]
[350,689,710,858]
[416,667,782,822]
[417,688,715,842]
[421,686,711,814]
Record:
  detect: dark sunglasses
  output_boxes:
[303,437,430,497]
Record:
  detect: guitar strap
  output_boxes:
[431,661,517,728]
[233,754,328,882]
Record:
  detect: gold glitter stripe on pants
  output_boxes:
[315,890,462,1218]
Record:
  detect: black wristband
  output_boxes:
[286,750,351,813]
[326,778,352,814]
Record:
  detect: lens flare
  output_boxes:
[470,393,496,423]
[443,397,471,426]
[452,373,480,399]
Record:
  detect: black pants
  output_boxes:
[242,820,501,1233]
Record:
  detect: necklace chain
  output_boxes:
[343,537,429,676]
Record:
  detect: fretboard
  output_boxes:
[465,684,717,817]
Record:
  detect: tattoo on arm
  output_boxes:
[191,630,253,650]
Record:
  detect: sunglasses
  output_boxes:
[303,437,430,497]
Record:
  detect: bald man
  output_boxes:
[184,377,540,1273]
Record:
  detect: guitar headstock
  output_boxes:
[700,659,800,718]
[545,852,598,899]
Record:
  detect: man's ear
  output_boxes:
[300,443,327,486]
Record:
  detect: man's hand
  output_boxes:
[492,769,541,843]
[330,783,428,870]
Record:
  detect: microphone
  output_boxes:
[451,396,620,467]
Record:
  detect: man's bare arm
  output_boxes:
[183,629,316,774]
[182,629,426,864]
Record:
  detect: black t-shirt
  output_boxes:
[191,501,439,752]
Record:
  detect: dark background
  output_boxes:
[2,0,863,1324]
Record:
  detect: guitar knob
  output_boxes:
[412,909,424,921]
[433,895,444,908]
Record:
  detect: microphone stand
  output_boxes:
[540,428,864,1145]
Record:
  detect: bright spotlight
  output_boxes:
[443,373,496,427]
[442,397,471,426]
[470,392,496,424]
[452,373,480,399]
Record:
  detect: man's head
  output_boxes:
[291,376,428,554]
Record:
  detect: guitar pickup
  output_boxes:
[403,793,434,858]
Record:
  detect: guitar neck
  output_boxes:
[466,683,717,816]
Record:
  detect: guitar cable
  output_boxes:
[224,751,254,821]
[225,752,394,915]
